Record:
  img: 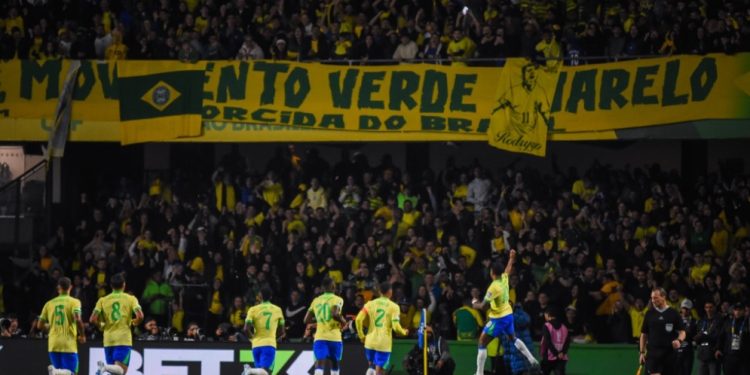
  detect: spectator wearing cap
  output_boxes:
[677,299,697,375]
[718,302,750,375]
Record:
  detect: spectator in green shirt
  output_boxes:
[142,270,174,327]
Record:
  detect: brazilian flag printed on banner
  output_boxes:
[117,61,205,144]
[488,58,560,157]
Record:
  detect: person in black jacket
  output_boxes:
[694,301,723,375]
[639,288,686,375]
[403,325,455,375]
[717,303,750,375]
[676,299,697,375]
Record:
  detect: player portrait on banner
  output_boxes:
[489,59,559,157]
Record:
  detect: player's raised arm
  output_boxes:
[504,249,516,276]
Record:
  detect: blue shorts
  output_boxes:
[104,346,132,366]
[49,352,78,373]
[313,340,343,362]
[364,348,391,368]
[483,315,515,338]
[253,346,276,370]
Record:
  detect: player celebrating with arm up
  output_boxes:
[90,273,144,375]
[243,287,285,375]
[38,277,86,375]
[356,282,409,375]
[304,277,347,375]
[473,250,539,375]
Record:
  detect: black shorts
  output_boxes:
[646,348,676,375]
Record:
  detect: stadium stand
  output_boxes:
[1,0,749,62]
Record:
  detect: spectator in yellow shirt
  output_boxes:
[306,178,328,210]
[535,29,561,71]
[447,29,476,66]
[710,218,729,257]
[105,31,128,60]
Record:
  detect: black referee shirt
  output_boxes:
[642,306,684,350]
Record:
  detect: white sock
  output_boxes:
[53,370,73,375]
[332,370,340,375]
[366,368,376,375]
[514,338,539,365]
[248,369,268,375]
[476,348,488,374]
[104,364,125,375]
[314,369,324,375]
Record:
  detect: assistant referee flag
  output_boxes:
[117,61,205,144]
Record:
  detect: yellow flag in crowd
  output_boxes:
[488,58,560,157]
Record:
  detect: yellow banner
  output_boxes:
[1,55,749,145]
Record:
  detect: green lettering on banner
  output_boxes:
[203,62,215,100]
[632,65,659,105]
[661,60,688,106]
[476,118,490,133]
[251,108,276,122]
[328,69,359,109]
[217,62,248,103]
[203,105,220,119]
[448,118,472,132]
[360,115,380,129]
[420,70,447,113]
[421,116,445,130]
[385,116,405,130]
[284,67,311,108]
[74,61,95,100]
[224,106,248,120]
[550,71,566,113]
[21,59,62,99]
[319,114,344,128]
[450,74,477,112]
[358,72,385,109]
[293,112,315,126]
[599,69,629,109]
[388,71,419,110]
[97,63,118,99]
[253,61,289,105]
[690,57,717,102]
[566,69,597,113]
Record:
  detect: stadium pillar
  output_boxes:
[681,140,707,185]
[405,143,430,178]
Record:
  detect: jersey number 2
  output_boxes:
[374,308,385,327]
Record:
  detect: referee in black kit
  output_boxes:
[639,288,686,375]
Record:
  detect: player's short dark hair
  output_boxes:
[491,261,504,276]
[259,286,273,301]
[57,277,72,290]
[322,277,335,291]
[110,273,126,289]
[379,282,392,294]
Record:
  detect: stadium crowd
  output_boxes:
[1,0,750,63]
[0,144,748,360]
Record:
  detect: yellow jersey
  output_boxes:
[246,302,284,348]
[309,292,344,342]
[484,274,512,319]
[355,297,407,352]
[40,294,82,353]
[94,291,142,347]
